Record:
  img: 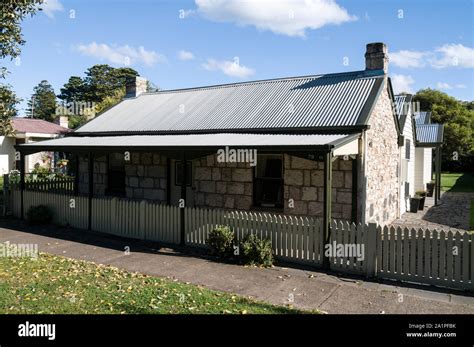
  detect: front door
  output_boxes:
[170,159,194,207]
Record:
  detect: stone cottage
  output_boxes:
[19,42,403,226]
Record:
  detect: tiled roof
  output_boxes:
[12,118,70,135]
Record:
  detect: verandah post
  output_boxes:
[87,152,94,230]
[323,150,333,269]
[436,146,442,203]
[20,151,25,220]
[180,153,187,246]
[73,153,79,196]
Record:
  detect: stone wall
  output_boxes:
[283,155,353,220]
[364,81,400,224]
[78,152,167,202]
[193,153,354,221]
[125,153,167,201]
[78,151,355,221]
[193,154,253,209]
[78,155,107,195]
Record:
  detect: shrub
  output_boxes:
[415,190,427,197]
[207,225,235,258]
[240,233,273,267]
[26,205,53,225]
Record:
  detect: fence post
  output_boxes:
[139,200,146,240]
[366,222,377,278]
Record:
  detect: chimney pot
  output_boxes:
[125,76,147,98]
[365,42,388,73]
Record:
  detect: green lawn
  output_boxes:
[440,172,474,192]
[0,252,307,314]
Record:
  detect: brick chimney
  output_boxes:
[55,115,69,129]
[125,76,147,98]
[365,42,388,73]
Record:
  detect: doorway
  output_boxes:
[170,159,194,207]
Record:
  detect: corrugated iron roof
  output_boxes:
[19,133,355,150]
[416,124,444,145]
[394,94,413,129]
[12,118,70,135]
[75,69,385,134]
[414,111,431,125]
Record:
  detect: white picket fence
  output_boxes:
[12,190,181,244]
[376,226,473,290]
[13,190,88,230]
[10,190,473,291]
[185,207,326,267]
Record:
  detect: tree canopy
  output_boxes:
[0,84,19,136]
[0,0,43,78]
[57,64,139,128]
[26,80,57,122]
[413,88,474,171]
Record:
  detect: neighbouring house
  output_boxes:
[395,96,444,212]
[19,42,441,228]
[413,111,444,195]
[0,117,70,175]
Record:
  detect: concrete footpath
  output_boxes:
[0,219,473,314]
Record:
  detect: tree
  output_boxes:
[413,89,474,171]
[0,84,20,136]
[83,65,138,102]
[0,0,43,78]
[26,80,57,122]
[56,64,140,128]
[58,76,86,103]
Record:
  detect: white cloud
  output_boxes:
[75,42,166,67]
[203,58,255,78]
[389,50,428,68]
[431,44,474,68]
[178,50,195,61]
[41,0,64,18]
[391,74,415,94]
[436,82,467,90]
[195,0,356,37]
[390,44,474,69]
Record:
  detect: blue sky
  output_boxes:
[3,0,473,113]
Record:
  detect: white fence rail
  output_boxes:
[10,189,473,291]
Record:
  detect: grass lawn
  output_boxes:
[440,172,474,192]
[0,252,307,314]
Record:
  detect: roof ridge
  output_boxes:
[139,69,383,95]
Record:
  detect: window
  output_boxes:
[405,139,411,159]
[254,154,283,208]
[107,153,125,195]
[175,161,192,186]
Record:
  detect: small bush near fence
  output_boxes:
[240,233,273,267]
[207,225,274,267]
[26,205,53,225]
[207,225,235,258]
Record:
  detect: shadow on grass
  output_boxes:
[443,172,474,193]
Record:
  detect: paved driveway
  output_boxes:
[0,219,473,314]
[391,192,474,232]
